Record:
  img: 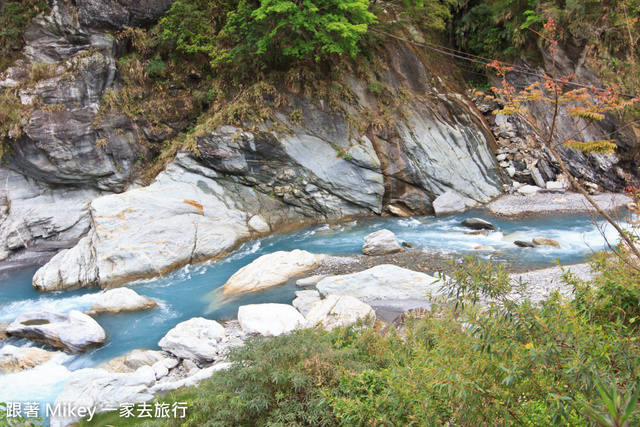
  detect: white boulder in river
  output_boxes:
[238,303,306,336]
[305,295,375,330]
[316,265,442,301]
[223,250,325,294]
[362,229,405,256]
[6,310,106,353]
[158,317,226,363]
[90,288,158,313]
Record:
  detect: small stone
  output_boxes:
[517,185,540,196]
[432,191,466,217]
[158,318,225,363]
[461,218,496,230]
[387,204,413,217]
[0,345,54,373]
[292,290,322,317]
[531,167,546,188]
[532,237,562,247]
[546,181,564,190]
[514,241,537,248]
[223,250,324,294]
[496,154,507,161]
[362,230,405,256]
[506,167,516,177]
[183,359,198,372]
[585,182,599,194]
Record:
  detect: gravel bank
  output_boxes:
[485,192,632,217]
[508,263,593,303]
[308,253,595,309]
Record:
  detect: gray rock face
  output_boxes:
[316,265,442,301]
[32,156,258,290]
[6,42,142,192]
[6,310,107,353]
[432,191,466,217]
[76,0,176,29]
[362,229,405,256]
[195,126,383,218]
[158,318,226,363]
[490,45,640,192]
[0,169,101,261]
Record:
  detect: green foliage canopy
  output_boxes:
[158,0,377,75]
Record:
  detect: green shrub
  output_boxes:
[157,0,376,75]
[133,255,640,427]
[0,0,50,71]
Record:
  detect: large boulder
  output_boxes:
[32,157,256,291]
[362,230,405,256]
[432,191,466,217]
[49,366,156,427]
[237,304,306,336]
[316,265,441,301]
[90,288,158,313]
[223,250,325,294]
[0,345,55,373]
[158,318,226,363]
[7,310,106,353]
[305,295,375,330]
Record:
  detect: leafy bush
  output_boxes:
[158,0,376,75]
[0,0,50,70]
[84,256,638,427]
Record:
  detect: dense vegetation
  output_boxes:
[449,0,640,96]
[76,253,640,427]
[0,0,49,71]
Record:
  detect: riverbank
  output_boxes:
[484,192,633,217]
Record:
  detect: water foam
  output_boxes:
[0,293,99,322]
